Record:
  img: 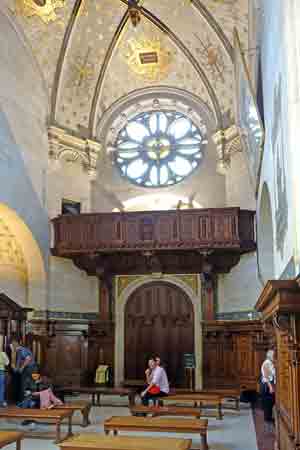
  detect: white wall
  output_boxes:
[257,0,295,279]
[218,253,261,313]
[47,160,92,219]
[0,7,49,308]
[48,257,98,313]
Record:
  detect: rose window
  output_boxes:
[114,111,206,187]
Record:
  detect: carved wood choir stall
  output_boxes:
[202,320,267,391]
[256,280,300,450]
[29,318,114,388]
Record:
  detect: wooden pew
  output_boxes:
[162,394,223,420]
[59,434,192,450]
[55,401,92,427]
[56,386,136,407]
[0,431,24,450]
[0,408,73,443]
[104,416,208,450]
[170,389,241,411]
[130,405,202,419]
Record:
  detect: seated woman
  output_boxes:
[141,357,169,406]
[18,371,63,409]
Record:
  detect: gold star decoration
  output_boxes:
[66,47,95,93]
[15,0,65,24]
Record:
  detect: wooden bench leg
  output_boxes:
[55,420,62,444]
[82,404,91,427]
[104,428,109,435]
[16,438,21,450]
[68,414,73,439]
[236,398,240,411]
[200,432,208,450]
[97,393,101,406]
[218,403,223,420]
[113,430,118,436]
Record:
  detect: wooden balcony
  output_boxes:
[51,208,256,275]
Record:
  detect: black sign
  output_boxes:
[183,353,195,368]
[62,199,81,215]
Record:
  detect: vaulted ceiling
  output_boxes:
[10,0,249,138]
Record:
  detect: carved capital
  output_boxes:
[48,126,102,175]
[213,125,242,174]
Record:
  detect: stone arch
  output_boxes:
[257,183,275,282]
[0,203,47,309]
[115,275,203,389]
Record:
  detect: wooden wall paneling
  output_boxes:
[203,320,265,390]
[88,321,114,385]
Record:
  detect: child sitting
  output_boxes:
[18,372,63,409]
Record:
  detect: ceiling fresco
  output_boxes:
[8,0,249,136]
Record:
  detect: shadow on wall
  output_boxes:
[0,108,47,309]
[257,183,275,283]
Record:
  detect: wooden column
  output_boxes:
[201,274,216,320]
[255,280,300,450]
[99,275,114,321]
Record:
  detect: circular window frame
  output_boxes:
[113,109,206,188]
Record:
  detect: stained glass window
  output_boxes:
[114,111,205,187]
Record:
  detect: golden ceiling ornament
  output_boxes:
[124,36,173,82]
[15,0,65,24]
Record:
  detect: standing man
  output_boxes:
[141,357,169,406]
[0,350,9,407]
[10,339,37,402]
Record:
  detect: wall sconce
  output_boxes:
[128,0,141,27]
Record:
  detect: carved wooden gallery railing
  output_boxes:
[51,208,256,275]
[256,280,300,450]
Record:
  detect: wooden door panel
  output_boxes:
[125,282,194,386]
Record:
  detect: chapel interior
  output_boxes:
[0,0,299,449]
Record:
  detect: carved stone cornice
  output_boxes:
[213,125,242,174]
[48,126,102,178]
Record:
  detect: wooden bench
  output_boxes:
[55,401,92,427]
[130,405,202,419]
[202,389,240,411]
[59,433,192,450]
[0,408,73,444]
[0,431,24,450]
[104,416,208,450]
[162,394,223,420]
[56,386,136,407]
[170,389,241,411]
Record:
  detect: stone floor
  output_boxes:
[1,396,258,450]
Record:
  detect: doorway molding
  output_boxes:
[114,274,203,389]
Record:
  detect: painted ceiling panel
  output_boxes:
[142,0,236,118]
[55,0,127,131]
[97,17,214,123]
[8,0,249,135]
[9,0,77,95]
[202,0,249,47]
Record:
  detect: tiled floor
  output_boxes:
[1,396,258,450]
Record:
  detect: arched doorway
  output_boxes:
[124,282,194,386]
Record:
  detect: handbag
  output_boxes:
[148,385,160,395]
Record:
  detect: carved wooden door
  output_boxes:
[124,282,194,387]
